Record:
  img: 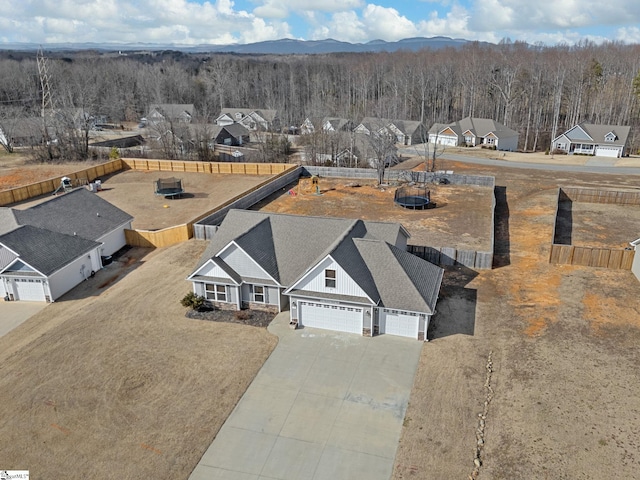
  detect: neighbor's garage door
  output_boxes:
[14,278,46,301]
[379,309,419,338]
[595,146,620,158]
[299,302,362,335]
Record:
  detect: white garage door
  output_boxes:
[14,278,46,302]
[379,310,419,338]
[299,302,362,335]
[595,146,620,158]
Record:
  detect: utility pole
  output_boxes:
[37,47,55,159]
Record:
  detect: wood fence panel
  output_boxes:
[607,250,623,269]
[590,248,611,268]
[572,247,593,266]
[621,250,635,270]
[475,252,493,270]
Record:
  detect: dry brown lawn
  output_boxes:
[393,162,640,479]
[0,241,277,479]
[253,176,494,250]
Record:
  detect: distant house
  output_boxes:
[215,108,278,131]
[552,123,631,158]
[429,117,519,151]
[0,117,47,148]
[147,104,195,125]
[322,117,354,133]
[0,188,133,302]
[300,117,354,135]
[353,117,427,145]
[209,123,251,146]
[188,210,443,341]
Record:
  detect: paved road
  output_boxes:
[399,144,640,176]
[189,312,423,480]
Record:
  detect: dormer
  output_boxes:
[604,131,617,142]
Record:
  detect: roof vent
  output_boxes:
[73,232,77,236]
[96,212,100,217]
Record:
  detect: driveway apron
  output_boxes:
[189,312,423,480]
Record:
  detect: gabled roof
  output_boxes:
[390,120,425,136]
[193,210,408,287]
[0,225,100,276]
[431,117,518,139]
[148,104,194,119]
[578,123,630,145]
[322,117,353,132]
[13,188,133,242]
[353,238,443,313]
[217,108,277,122]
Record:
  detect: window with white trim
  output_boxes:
[325,269,336,288]
[251,285,265,303]
[205,283,227,302]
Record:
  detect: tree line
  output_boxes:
[0,40,639,161]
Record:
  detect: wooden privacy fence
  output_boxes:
[125,164,300,248]
[121,158,289,175]
[0,159,123,206]
[125,225,191,248]
[549,244,634,269]
[550,186,638,269]
[561,186,640,205]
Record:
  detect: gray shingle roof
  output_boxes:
[14,188,133,242]
[0,225,100,276]
[577,123,631,145]
[194,210,406,286]
[353,238,443,313]
[192,210,442,313]
[431,117,518,139]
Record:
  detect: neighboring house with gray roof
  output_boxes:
[215,108,279,131]
[188,210,443,340]
[147,104,195,125]
[429,117,520,151]
[552,123,631,158]
[0,188,133,302]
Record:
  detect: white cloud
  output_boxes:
[616,26,640,44]
[469,0,640,32]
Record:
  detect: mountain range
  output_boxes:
[0,36,491,55]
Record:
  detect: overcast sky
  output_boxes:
[1,0,640,46]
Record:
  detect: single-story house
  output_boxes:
[0,188,133,302]
[146,104,195,125]
[429,117,519,151]
[188,210,444,340]
[353,117,427,146]
[210,123,251,146]
[215,108,278,131]
[552,123,631,158]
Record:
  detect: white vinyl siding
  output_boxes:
[195,261,235,280]
[48,247,101,301]
[298,301,362,334]
[219,244,273,281]
[293,257,368,298]
[96,222,131,256]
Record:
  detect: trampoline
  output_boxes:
[154,177,184,199]
[394,185,434,210]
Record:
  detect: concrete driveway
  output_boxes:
[0,301,47,337]
[190,312,423,480]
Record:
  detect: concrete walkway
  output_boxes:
[189,312,424,480]
[0,301,47,337]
